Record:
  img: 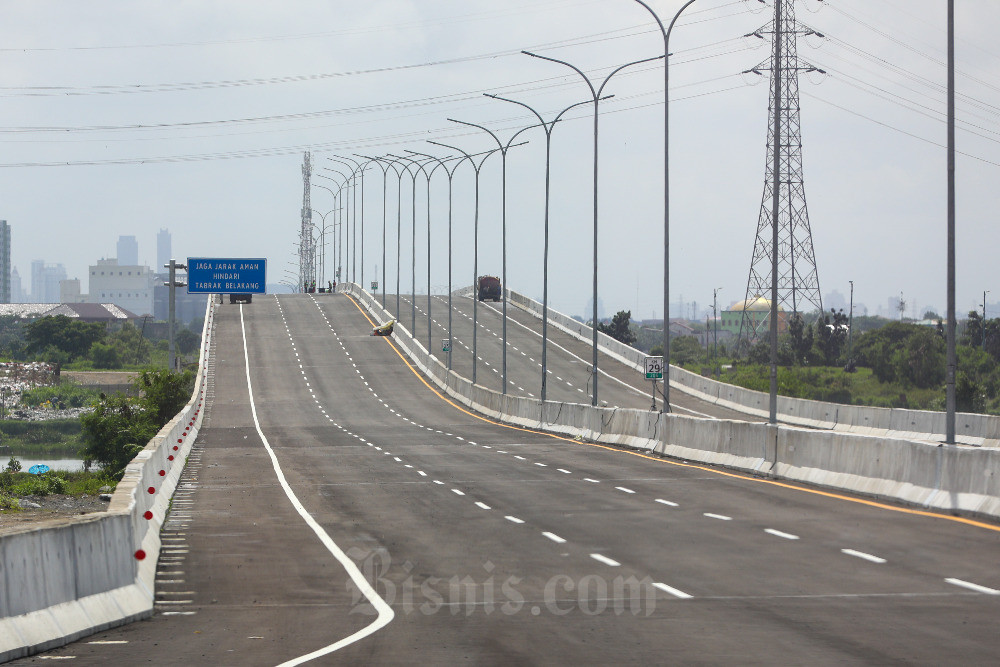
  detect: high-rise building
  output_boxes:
[117,235,138,266]
[30,260,67,303]
[0,220,10,303]
[10,266,23,303]
[156,228,171,273]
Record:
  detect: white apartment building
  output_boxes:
[87,258,154,316]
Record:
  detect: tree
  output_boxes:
[597,310,637,346]
[814,309,848,366]
[25,315,104,361]
[175,329,200,355]
[133,369,195,426]
[90,341,122,369]
[669,336,703,365]
[788,313,813,365]
[892,327,945,388]
[80,394,156,476]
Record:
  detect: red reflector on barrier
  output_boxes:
[158,470,165,477]
[135,550,146,560]
[147,486,155,494]
[173,445,179,451]
[168,455,174,461]
[143,511,153,520]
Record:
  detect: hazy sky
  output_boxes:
[1,0,997,320]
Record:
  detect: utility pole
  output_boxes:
[165,259,187,371]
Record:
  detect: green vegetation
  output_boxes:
[0,313,202,371]
[597,310,637,346]
[21,383,102,409]
[0,419,85,455]
[0,464,115,510]
[80,369,195,477]
[633,308,1000,415]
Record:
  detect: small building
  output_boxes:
[721,295,788,339]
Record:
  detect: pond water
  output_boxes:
[4,456,85,472]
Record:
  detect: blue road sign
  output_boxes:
[187,258,267,294]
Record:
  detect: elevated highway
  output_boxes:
[12,292,1000,664]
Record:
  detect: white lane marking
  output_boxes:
[514,455,526,460]
[240,307,393,663]
[418,471,427,476]
[542,532,566,544]
[475,502,491,510]
[765,528,799,540]
[88,641,129,645]
[704,513,732,521]
[615,486,635,494]
[841,549,886,564]
[452,489,465,496]
[557,468,572,474]
[590,553,621,567]
[433,480,444,485]
[655,499,678,507]
[653,582,693,599]
[161,611,197,616]
[584,478,600,483]
[945,578,1000,595]
[534,462,547,467]
[505,516,525,524]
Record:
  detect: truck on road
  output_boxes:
[477,275,502,302]
[229,293,253,304]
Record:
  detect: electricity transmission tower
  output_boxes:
[300,152,316,292]
[738,0,825,347]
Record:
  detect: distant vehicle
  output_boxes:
[477,275,502,302]
[372,320,395,337]
[229,293,253,304]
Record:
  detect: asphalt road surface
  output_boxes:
[15,292,1000,665]
[377,292,752,419]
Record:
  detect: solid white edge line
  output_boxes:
[653,582,693,599]
[945,578,1000,595]
[240,306,394,665]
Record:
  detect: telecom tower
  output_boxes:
[739,0,824,346]
[300,152,316,292]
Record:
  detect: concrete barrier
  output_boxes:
[1,298,216,663]
[346,283,1000,521]
[506,288,1000,447]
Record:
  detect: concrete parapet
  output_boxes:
[1,296,216,662]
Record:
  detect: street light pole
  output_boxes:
[483,93,594,402]
[357,155,392,308]
[713,287,721,376]
[633,0,698,413]
[429,140,502,386]
[945,0,957,444]
[847,280,855,370]
[407,149,470,370]
[447,117,532,395]
[523,49,664,407]
[984,290,990,352]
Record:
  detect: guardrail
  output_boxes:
[0,299,215,663]
[347,283,1000,521]
[505,288,1000,447]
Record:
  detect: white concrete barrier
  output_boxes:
[347,284,1000,521]
[1,298,215,662]
[506,288,1000,447]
